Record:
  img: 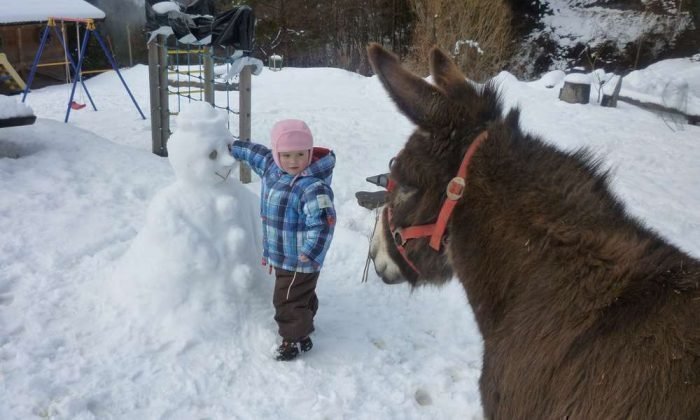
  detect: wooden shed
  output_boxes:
[0,0,105,93]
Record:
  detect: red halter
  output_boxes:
[386,131,489,275]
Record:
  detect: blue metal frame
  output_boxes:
[53,24,97,112]
[22,23,96,112]
[21,19,146,123]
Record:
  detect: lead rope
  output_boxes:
[361,208,381,283]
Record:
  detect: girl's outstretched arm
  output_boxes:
[229,140,274,178]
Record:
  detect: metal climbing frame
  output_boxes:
[166,43,240,121]
[147,35,252,183]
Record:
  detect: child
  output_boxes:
[229,119,336,361]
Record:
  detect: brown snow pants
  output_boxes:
[273,268,320,341]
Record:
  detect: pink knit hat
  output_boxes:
[270,119,313,169]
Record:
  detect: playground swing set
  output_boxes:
[21,17,145,123]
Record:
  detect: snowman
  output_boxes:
[111,102,270,341]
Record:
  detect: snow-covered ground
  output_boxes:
[1,53,699,419]
[514,0,697,75]
[540,0,693,49]
[0,96,34,119]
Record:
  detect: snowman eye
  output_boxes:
[209,150,218,160]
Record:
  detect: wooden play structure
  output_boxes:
[0,53,26,92]
[148,38,252,164]
[146,3,258,184]
[0,20,71,91]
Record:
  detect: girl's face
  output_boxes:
[278,149,310,175]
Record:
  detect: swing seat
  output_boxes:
[70,101,86,110]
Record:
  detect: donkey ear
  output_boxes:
[429,47,478,101]
[367,43,451,130]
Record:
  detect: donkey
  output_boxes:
[367,43,700,419]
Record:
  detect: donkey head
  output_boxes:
[367,43,503,286]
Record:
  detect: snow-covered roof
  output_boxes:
[0,0,105,25]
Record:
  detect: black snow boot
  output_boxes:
[299,336,313,352]
[275,341,299,361]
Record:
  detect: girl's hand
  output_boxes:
[299,255,309,262]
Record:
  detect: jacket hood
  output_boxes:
[292,147,335,184]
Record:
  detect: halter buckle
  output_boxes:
[446,177,466,200]
[393,228,406,246]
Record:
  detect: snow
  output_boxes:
[152,2,181,14]
[2,53,700,418]
[0,0,105,24]
[536,0,693,61]
[623,57,700,115]
[535,70,566,88]
[0,96,34,119]
[109,102,267,344]
[563,72,592,84]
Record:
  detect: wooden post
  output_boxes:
[158,36,170,155]
[126,24,133,67]
[601,75,623,108]
[148,34,169,156]
[16,27,23,70]
[239,64,252,184]
[203,47,214,105]
[147,37,162,156]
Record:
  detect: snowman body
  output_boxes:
[113,103,268,339]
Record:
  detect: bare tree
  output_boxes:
[229,0,413,74]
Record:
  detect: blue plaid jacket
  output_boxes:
[231,141,336,273]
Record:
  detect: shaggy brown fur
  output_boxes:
[367,43,700,419]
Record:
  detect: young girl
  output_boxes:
[229,119,336,361]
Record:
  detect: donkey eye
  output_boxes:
[209,150,218,160]
[394,185,418,206]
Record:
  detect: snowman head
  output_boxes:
[167,102,236,186]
